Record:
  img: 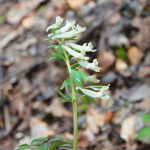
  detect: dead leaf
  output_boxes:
[136,95,150,112]
[97,51,115,72]
[120,115,136,142]
[131,17,150,51]
[105,111,114,124]
[138,66,150,78]
[22,14,36,29]
[127,46,143,65]
[60,132,74,140]
[6,3,28,25]
[67,0,88,10]
[109,13,121,25]
[30,117,55,140]
[77,137,89,148]
[51,100,73,117]
[86,108,105,134]
[131,17,144,28]
[0,30,19,49]
[115,58,128,71]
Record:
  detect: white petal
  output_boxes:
[76,87,104,98]
[46,16,63,32]
[52,31,75,39]
[66,42,96,52]
[101,95,110,99]
[76,87,109,99]
[55,20,76,34]
[78,59,101,72]
[85,75,100,83]
[62,45,89,60]
[89,85,109,91]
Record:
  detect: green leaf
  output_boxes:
[16,144,29,148]
[30,142,43,147]
[116,47,126,61]
[86,95,98,106]
[64,36,77,41]
[45,57,60,62]
[55,89,67,99]
[68,76,74,85]
[141,114,150,124]
[31,138,48,144]
[60,146,73,149]
[48,137,64,143]
[136,126,150,140]
[37,6,46,14]
[43,38,52,41]
[71,63,82,71]
[47,45,57,49]
[58,98,70,103]
[55,141,73,147]
[74,75,82,87]
[51,52,65,60]
[0,16,5,24]
[39,143,47,150]
[76,71,87,83]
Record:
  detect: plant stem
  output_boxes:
[63,47,78,150]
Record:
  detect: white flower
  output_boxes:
[51,24,86,39]
[76,86,110,99]
[88,85,110,91]
[85,75,100,83]
[78,59,101,72]
[55,20,76,34]
[66,42,96,52]
[46,16,63,32]
[62,45,89,60]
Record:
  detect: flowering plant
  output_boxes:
[16,16,110,150]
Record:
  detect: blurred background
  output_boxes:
[0,0,150,149]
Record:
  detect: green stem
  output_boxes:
[62,47,78,150]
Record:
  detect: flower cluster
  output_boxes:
[46,16,110,100]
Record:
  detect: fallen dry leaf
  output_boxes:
[105,111,114,124]
[67,0,88,10]
[6,3,28,25]
[131,17,150,51]
[97,51,115,72]
[109,13,121,25]
[86,108,105,134]
[120,115,136,142]
[51,100,73,117]
[30,117,55,140]
[115,58,128,71]
[77,137,89,148]
[138,66,150,78]
[22,15,36,29]
[127,46,143,65]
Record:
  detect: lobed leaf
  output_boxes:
[86,95,98,106]
[31,138,48,144]
[39,143,47,150]
[43,38,52,41]
[141,114,150,124]
[55,88,67,99]
[136,126,150,140]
